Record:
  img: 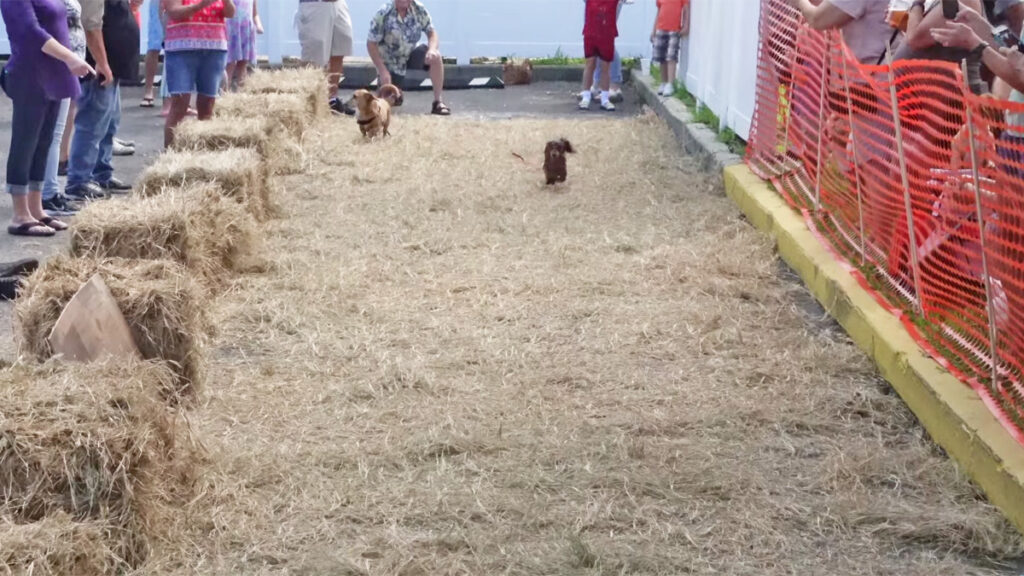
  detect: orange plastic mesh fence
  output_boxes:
[746,0,1024,442]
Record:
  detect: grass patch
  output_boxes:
[650,63,747,156]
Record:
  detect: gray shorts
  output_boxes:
[295,1,354,67]
[652,31,681,64]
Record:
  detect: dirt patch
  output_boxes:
[167,113,1021,575]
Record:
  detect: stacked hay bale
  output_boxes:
[243,67,329,119]
[135,147,270,220]
[173,113,304,176]
[14,257,207,397]
[70,184,258,288]
[0,362,201,573]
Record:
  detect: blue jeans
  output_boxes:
[42,98,71,201]
[1,69,61,196]
[68,78,121,188]
[593,50,622,87]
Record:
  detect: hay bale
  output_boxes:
[172,116,304,176]
[0,362,200,570]
[0,515,116,575]
[243,67,328,119]
[14,257,206,396]
[135,148,269,220]
[70,184,257,288]
[216,92,311,140]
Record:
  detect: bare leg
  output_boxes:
[599,60,611,92]
[165,94,191,148]
[327,56,344,99]
[59,100,77,164]
[426,51,445,103]
[235,62,249,89]
[195,94,216,120]
[223,62,236,93]
[582,57,597,93]
[144,50,160,101]
[25,190,53,223]
[666,59,677,87]
[660,61,669,84]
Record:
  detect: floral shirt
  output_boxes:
[64,0,86,57]
[367,1,434,75]
[165,0,228,52]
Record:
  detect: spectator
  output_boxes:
[163,0,237,147]
[895,0,987,93]
[225,0,262,91]
[988,0,1024,35]
[141,0,163,107]
[0,0,93,237]
[651,0,689,96]
[786,0,894,65]
[66,0,140,201]
[579,0,620,111]
[584,0,631,104]
[42,0,88,217]
[368,0,451,116]
[296,0,354,115]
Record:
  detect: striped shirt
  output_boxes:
[165,0,227,52]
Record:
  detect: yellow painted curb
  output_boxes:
[724,164,1024,535]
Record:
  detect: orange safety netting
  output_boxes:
[747,0,1024,443]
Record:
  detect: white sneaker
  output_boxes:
[579,93,592,110]
[600,99,616,111]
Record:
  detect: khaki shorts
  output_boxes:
[295,2,354,67]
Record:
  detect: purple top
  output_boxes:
[0,0,81,101]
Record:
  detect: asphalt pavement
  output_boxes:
[0,81,641,360]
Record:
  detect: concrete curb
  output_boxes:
[634,73,742,173]
[336,64,633,90]
[723,165,1024,535]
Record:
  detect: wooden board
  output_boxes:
[48,273,140,363]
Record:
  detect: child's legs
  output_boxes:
[593,49,622,89]
[599,59,611,91]
[666,60,677,85]
[583,56,598,92]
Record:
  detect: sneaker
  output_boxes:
[115,137,136,147]
[579,93,592,110]
[57,160,68,177]
[329,97,355,116]
[0,258,39,279]
[112,139,135,157]
[42,194,81,217]
[66,182,107,201]
[0,277,19,301]
[98,177,132,193]
[600,100,616,111]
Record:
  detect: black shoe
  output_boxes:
[42,194,81,217]
[98,177,132,193]
[57,160,68,177]
[0,258,39,279]
[66,182,107,200]
[329,97,355,116]
[0,277,19,301]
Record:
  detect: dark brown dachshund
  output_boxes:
[543,139,575,185]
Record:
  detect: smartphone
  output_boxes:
[942,0,959,19]
[994,25,1021,48]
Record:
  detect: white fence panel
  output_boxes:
[684,0,760,140]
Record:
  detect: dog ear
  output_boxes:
[561,139,575,154]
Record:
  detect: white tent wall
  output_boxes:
[682,0,761,140]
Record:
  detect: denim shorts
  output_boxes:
[165,50,227,98]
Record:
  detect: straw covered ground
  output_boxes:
[141,114,1021,574]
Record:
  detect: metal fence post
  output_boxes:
[813,32,830,210]
[840,33,868,265]
[885,47,924,313]
[962,61,1001,388]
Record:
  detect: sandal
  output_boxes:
[431,101,451,116]
[140,96,155,108]
[37,217,68,231]
[7,222,55,237]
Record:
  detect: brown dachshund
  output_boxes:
[543,139,574,185]
[347,89,391,139]
[377,83,404,107]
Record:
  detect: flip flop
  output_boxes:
[7,222,55,237]
[37,217,68,231]
[140,96,155,108]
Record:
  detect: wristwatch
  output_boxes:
[970,41,990,59]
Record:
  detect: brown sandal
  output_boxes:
[37,217,68,231]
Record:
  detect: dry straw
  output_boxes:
[70,184,258,290]
[0,514,116,575]
[0,361,201,571]
[172,116,304,176]
[14,257,207,397]
[135,148,270,221]
[242,67,328,119]
[215,92,311,141]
